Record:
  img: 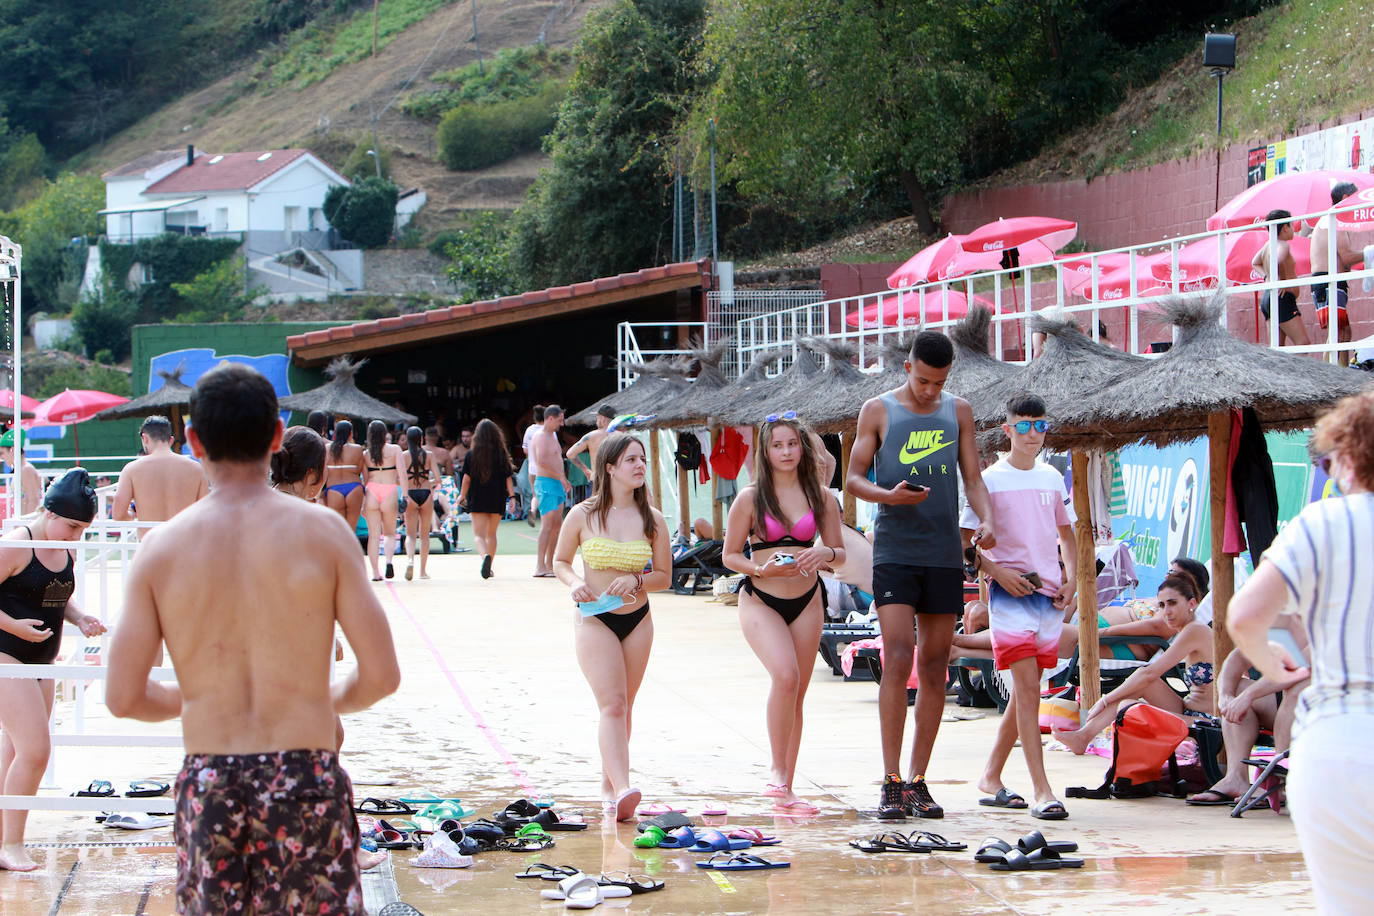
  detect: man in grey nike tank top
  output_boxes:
[846,330,997,819]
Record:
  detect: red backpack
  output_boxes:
[1066,702,1192,799]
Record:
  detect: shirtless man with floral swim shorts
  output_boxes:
[105,363,401,915]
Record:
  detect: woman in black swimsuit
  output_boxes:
[0,468,103,872]
[399,426,439,581]
[722,413,844,814]
[458,418,517,579]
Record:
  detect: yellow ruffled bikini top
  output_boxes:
[581,537,652,573]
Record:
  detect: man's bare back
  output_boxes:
[113,482,396,753]
[113,450,208,525]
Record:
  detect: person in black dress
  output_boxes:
[458,419,516,579]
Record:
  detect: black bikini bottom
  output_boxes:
[407,488,431,506]
[593,601,650,642]
[740,577,823,626]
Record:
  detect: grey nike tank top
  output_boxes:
[872,390,962,568]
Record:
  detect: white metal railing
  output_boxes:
[616,322,710,390]
[732,202,1374,374]
[707,289,826,377]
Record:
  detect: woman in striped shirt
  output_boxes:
[1230,389,1374,916]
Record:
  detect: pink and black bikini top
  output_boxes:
[751,509,817,551]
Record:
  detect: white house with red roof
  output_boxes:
[101,145,348,247]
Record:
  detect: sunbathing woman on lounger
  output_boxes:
[554,433,671,821]
[722,414,845,814]
[1053,571,1214,754]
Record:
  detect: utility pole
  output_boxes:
[709,119,718,264]
[373,0,379,58]
[471,0,484,76]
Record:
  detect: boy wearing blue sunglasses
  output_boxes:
[959,393,1076,821]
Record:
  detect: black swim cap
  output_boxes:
[43,468,97,523]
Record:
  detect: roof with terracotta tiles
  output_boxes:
[287,259,713,365]
[143,149,318,194]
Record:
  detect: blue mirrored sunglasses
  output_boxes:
[1012,420,1050,434]
[765,410,798,423]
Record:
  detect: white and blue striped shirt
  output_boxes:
[1265,493,1374,730]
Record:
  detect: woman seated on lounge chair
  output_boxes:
[1052,570,1214,754]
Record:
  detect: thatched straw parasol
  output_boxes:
[789,337,868,435]
[568,357,692,426]
[649,338,732,429]
[278,356,417,425]
[1053,294,1371,449]
[1051,293,1370,709]
[687,349,789,426]
[716,346,822,427]
[976,312,1147,451]
[94,363,194,444]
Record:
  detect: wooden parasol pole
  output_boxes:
[170,406,186,452]
[710,426,722,535]
[648,431,663,511]
[840,432,856,528]
[677,459,691,540]
[1208,411,1236,699]
[1071,449,1102,710]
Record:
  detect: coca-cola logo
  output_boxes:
[981,241,1004,251]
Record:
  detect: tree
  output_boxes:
[439,213,514,302]
[170,257,268,322]
[0,172,103,314]
[687,0,988,234]
[323,177,398,249]
[507,0,707,290]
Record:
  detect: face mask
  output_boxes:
[578,592,628,617]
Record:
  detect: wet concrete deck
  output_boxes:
[0,542,1310,914]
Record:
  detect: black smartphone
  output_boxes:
[1022,571,1043,589]
[900,481,929,492]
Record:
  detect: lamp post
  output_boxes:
[1204,33,1237,212]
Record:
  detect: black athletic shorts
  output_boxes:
[872,563,964,614]
[1259,290,1300,324]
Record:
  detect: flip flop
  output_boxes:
[539,874,633,902]
[701,804,728,816]
[535,865,582,882]
[979,788,1028,809]
[772,798,820,815]
[597,872,665,894]
[126,779,170,798]
[496,835,555,851]
[975,838,1014,863]
[499,799,542,819]
[637,802,686,817]
[355,798,416,816]
[1185,789,1239,806]
[105,812,172,830]
[418,802,473,822]
[73,780,115,798]
[1017,830,1079,855]
[689,828,752,853]
[850,832,928,854]
[633,826,668,849]
[905,831,967,852]
[614,787,642,822]
[532,809,588,831]
[727,828,780,847]
[398,793,467,808]
[635,812,693,833]
[656,826,698,850]
[1031,800,1069,821]
[697,852,790,871]
[516,863,577,879]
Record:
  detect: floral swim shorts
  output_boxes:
[175,748,363,915]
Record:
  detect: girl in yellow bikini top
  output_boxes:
[580,536,652,573]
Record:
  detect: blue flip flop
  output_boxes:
[696,852,790,871]
[689,829,752,853]
[656,826,698,849]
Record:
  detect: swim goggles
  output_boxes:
[1010,420,1050,434]
[765,410,798,423]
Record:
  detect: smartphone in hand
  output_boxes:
[899,480,929,493]
[1021,571,1043,589]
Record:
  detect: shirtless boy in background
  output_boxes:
[105,364,400,915]
[112,415,208,530]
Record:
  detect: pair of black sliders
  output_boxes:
[974,830,1084,871]
[851,831,967,854]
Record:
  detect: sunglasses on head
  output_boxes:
[1011,419,1050,434]
[765,410,798,423]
